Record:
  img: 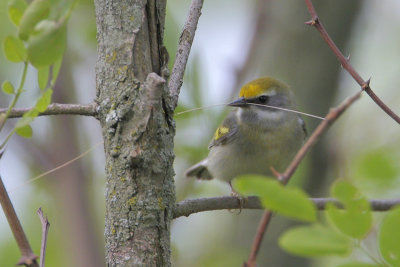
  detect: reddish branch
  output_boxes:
[304,0,400,124]
[0,174,38,267]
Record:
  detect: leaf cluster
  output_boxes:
[1,0,74,142]
[235,177,400,267]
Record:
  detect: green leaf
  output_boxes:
[16,124,32,138]
[2,81,15,95]
[279,224,352,257]
[16,115,34,129]
[337,262,384,267]
[27,22,67,67]
[18,0,50,41]
[51,57,63,86]
[357,150,399,183]
[332,180,357,202]
[8,0,28,26]
[234,175,316,222]
[37,66,49,90]
[379,207,400,266]
[35,89,52,112]
[326,181,372,239]
[16,108,39,129]
[3,35,27,62]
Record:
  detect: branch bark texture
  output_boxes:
[0,103,98,118]
[168,0,203,109]
[173,196,400,218]
[94,0,175,266]
[37,208,50,267]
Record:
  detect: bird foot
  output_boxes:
[229,181,247,214]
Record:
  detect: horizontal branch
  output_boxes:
[0,103,98,118]
[173,196,400,218]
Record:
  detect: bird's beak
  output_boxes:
[228,97,247,107]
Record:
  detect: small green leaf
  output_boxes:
[16,124,32,138]
[279,224,352,257]
[35,89,52,112]
[3,35,27,62]
[16,115,34,129]
[357,150,399,183]
[18,0,50,40]
[379,207,400,266]
[37,66,49,90]
[332,180,357,202]
[337,262,384,267]
[51,57,63,86]
[27,22,67,67]
[2,81,15,95]
[8,0,28,26]
[327,181,372,239]
[16,109,39,129]
[234,175,316,222]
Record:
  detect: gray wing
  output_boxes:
[208,111,239,149]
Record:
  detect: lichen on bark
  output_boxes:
[94,0,174,266]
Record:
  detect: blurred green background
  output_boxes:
[1,0,400,266]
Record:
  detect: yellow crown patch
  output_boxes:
[239,77,287,98]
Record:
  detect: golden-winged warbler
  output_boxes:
[185,77,306,189]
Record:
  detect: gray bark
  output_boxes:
[94,0,175,266]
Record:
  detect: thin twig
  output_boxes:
[168,0,204,109]
[37,208,50,267]
[0,174,38,266]
[0,62,29,132]
[173,196,400,218]
[0,103,98,118]
[304,0,400,124]
[244,91,362,266]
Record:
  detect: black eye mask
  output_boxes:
[247,93,288,108]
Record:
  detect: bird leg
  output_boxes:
[229,181,247,214]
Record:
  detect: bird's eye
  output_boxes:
[258,95,269,103]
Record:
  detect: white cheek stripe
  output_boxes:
[236,108,243,124]
[267,89,277,96]
[254,107,284,121]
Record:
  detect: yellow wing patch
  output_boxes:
[214,126,229,141]
[239,77,287,98]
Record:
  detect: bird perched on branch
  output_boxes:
[185,77,306,192]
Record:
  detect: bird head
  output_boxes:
[228,77,294,110]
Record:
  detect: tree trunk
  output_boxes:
[94,0,175,266]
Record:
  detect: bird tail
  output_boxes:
[185,159,213,180]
